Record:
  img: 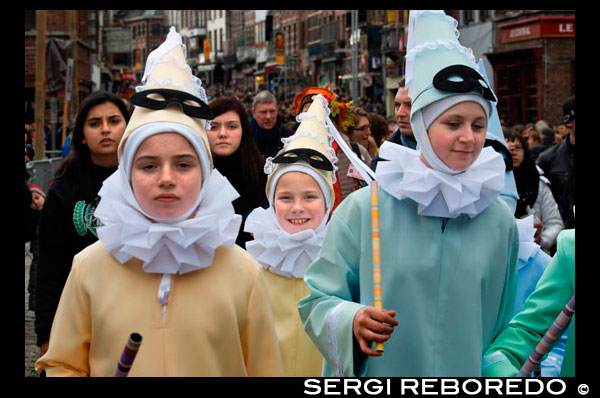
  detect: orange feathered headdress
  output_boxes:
[293,87,354,132]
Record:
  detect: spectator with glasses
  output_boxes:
[347,106,378,158]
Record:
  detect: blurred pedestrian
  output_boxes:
[207,96,268,248]
[368,112,390,148]
[527,129,541,149]
[27,184,46,312]
[530,127,557,161]
[25,121,35,146]
[536,96,575,229]
[34,90,130,358]
[506,130,564,252]
[521,123,534,141]
[250,90,294,159]
[385,115,397,136]
[557,123,571,139]
[347,106,378,158]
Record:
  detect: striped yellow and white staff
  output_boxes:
[370,181,384,353]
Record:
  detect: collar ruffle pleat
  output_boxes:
[244,206,327,279]
[515,215,541,268]
[375,142,506,218]
[94,167,242,275]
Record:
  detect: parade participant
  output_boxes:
[292,86,373,211]
[510,215,566,376]
[34,90,130,358]
[298,10,518,377]
[207,96,268,248]
[483,228,575,377]
[35,27,283,377]
[245,94,337,377]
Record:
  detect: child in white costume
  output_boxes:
[245,95,366,376]
[35,27,283,377]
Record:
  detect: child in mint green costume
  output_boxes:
[483,228,575,377]
[298,11,519,377]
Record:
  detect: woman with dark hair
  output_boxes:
[34,90,130,358]
[207,96,268,248]
[505,130,564,252]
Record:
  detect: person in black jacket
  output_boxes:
[249,90,294,159]
[207,96,269,248]
[536,96,575,229]
[34,91,130,358]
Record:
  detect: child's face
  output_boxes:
[131,132,203,219]
[425,101,487,171]
[30,192,45,211]
[274,171,327,234]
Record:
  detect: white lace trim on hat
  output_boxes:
[406,39,478,68]
[136,27,210,130]
[375,142,505,218]
[244,206,328,279]
[405,10,470,92]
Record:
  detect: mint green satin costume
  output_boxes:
[298,187,519,376]
[483,229,575,377]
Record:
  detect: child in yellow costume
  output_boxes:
[35,27,283,377]
[245,95,339,376]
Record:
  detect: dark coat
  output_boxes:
[536,135,575,228]
[34,164,116,346]
[250,116,294,159]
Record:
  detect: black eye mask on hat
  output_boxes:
[272,148,333,171]
[130,88,214,119]
[433,64,497,102]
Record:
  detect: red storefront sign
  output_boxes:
[499,16,575,43]
[121,70,136,82]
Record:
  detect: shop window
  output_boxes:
[495,60,538,126]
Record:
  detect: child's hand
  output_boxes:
[352,306,398,356]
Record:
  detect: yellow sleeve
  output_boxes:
[35,256,91,377]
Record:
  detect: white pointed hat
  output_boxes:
[405,11,498,174]
[264,94,336,214]
[119,27,214,183]
[406,10,495,119]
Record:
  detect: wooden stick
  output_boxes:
[370,181,384,353]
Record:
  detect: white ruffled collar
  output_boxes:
[375,142,505,218]
[244,206,327,279]
[94,167,242,321]
[515,215,541,268]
